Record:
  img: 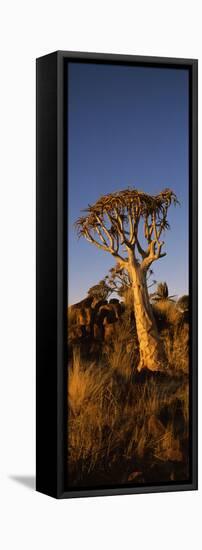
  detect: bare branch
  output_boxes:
[84,228,127,265]
[94,226,108,246]
[136,237,147,258]
[95,213,113,248]
[141,239,166,271]
[128,209,134,243]
[84,229,110,252]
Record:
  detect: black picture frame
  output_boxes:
[36,50,198,499]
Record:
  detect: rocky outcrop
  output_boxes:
[68,297,125,342]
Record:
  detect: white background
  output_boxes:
[0,1,201,548]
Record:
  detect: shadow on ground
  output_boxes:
[9,475,35,491]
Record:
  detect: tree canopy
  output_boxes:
[75,187,178,271]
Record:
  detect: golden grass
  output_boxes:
[68,349,110,415]
[163,323,189,373]
[68,346,189,486]
[152,299,180,324]
[67,294,189,486]
[103,316,138,380]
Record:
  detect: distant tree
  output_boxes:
[150,282,176,303]
[105,264,131,297]
[88,264,156,307]
[105,264,156,306]
[87,279,111,301]
[75,188,178,372]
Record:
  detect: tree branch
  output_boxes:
[85,228,127,265]
[95,225,108,246]
[114,208,132,248]
[85,229,110,252]
[95,213,114,248]
[141,239,166,271]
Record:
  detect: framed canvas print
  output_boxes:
[36,51,198,498]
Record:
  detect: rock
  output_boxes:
[93,323,103,340]
[70,325,83,339]
[104,322,115,341]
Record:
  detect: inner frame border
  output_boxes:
[57,51,198,499]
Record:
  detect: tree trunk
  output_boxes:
[128,256,165,372]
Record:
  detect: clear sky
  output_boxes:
[67,62,189,305]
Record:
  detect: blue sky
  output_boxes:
[67,62,189,305]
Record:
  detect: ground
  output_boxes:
[67,298,189,488]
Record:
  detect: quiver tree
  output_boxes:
[106,264,156,306]
[75,188,178,372]
[87,265,155,318]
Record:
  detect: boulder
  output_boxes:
[103,320,116,341]
[93,323,103,340]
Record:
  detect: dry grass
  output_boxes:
[68,349,110,415]
[68,350,119,477]
[67,294,189,486]
[151,299,189,373]
[163,323,189,373]
[103,316,138,380]
[152,299,180,325]
[68,345,189,486]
